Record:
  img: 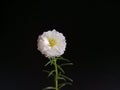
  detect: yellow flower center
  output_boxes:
[48,38,57,47]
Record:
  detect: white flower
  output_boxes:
[37,29,66,58]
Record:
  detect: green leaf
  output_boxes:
[43,70,50,73]
[48,70,55,77]
[58,82,72,89]
[56,57,70,62]
[45,58,54,66]
[45,61,51,66]
[57,65,65,74]
[59,74,73,82]
[49,58,54,65]
[60,63,74,66]
[58,76,66,81]
[42,86,55,90]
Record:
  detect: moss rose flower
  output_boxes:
[37,29,66,58]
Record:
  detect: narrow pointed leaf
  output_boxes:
[57,65,65,74]
[45,61,51,66]
[48,70,55,77]
[60,63,74,66]
[45,58,54,66]
[56,57,70,62]
[58,82,72,89]
[59,74,73,82]
[58,76,66,81]
[49,58,54,65]
[43,70,50,73]
[42,86,55,90]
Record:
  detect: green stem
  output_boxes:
[54,58,58,90]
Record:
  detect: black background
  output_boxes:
[1,0,120,90]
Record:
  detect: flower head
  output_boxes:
[37,29,66,58]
